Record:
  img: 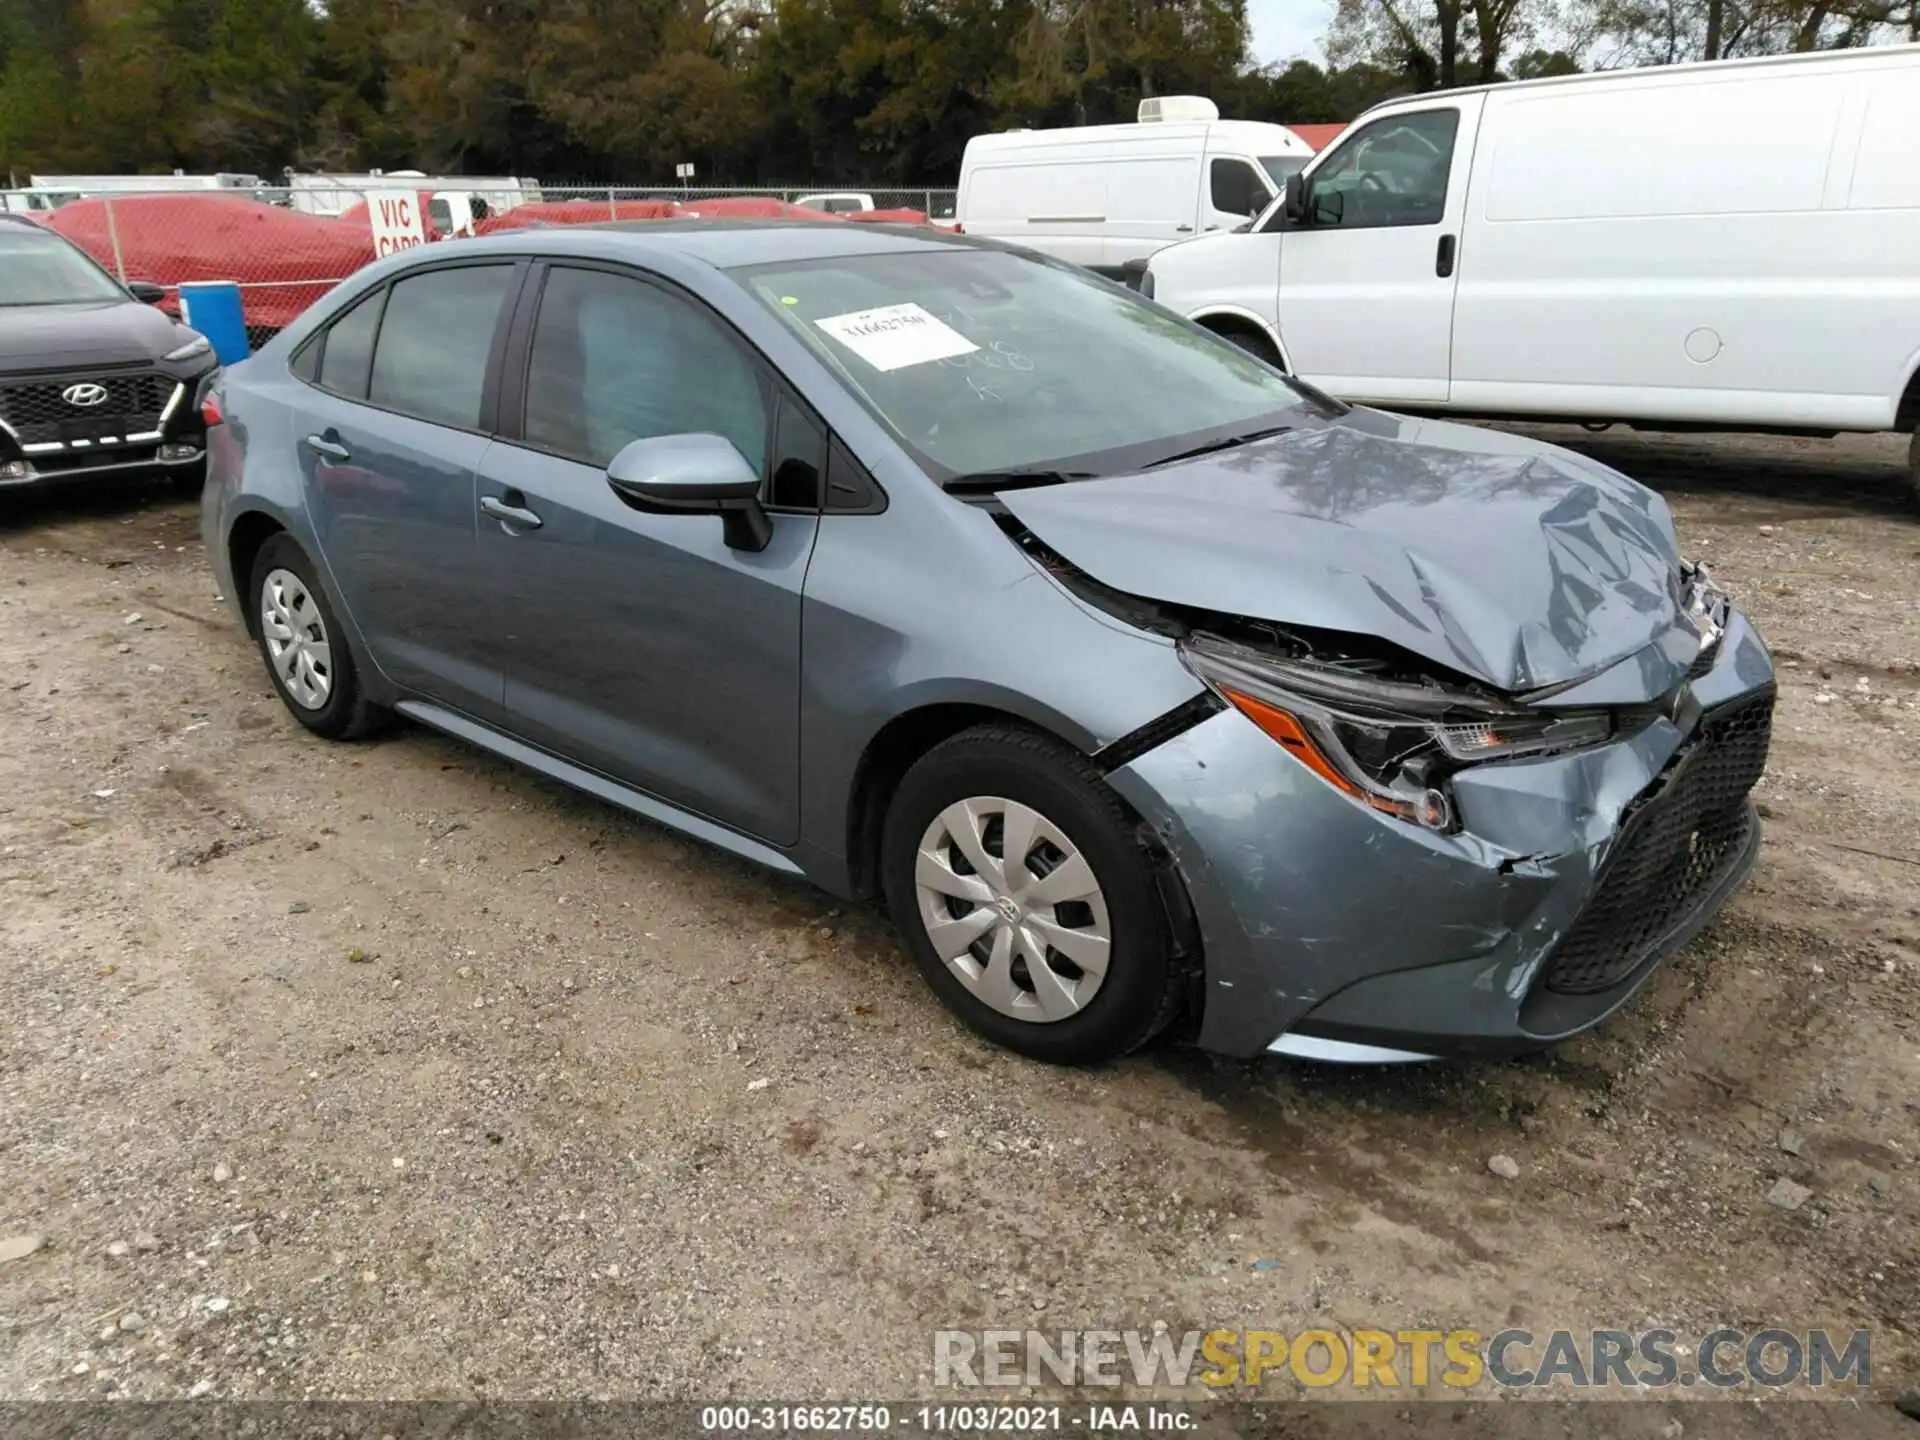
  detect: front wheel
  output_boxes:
[1908,428,1918,508]
[881,725,1183,1064]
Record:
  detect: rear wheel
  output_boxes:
[249,533,386,740]
[881,725,1182,1064]
[1908,428,1918,508]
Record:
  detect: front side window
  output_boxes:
[734,246,1309,482]
[366,264,516,428]
[1209,158,1271,219]
[522,266,768,473]
[1305,109,1460,229]
[0,228,126,305]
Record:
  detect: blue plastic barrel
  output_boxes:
[177,281,251,364]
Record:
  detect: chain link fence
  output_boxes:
[6,183,959,350]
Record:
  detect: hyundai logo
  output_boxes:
[61,383,109,408]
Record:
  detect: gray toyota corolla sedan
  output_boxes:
[200,221,1774,1066]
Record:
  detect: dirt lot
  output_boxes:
[0,429,1915,1420]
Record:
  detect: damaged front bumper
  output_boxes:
[1105,611,1776,1060]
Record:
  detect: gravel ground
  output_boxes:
[0,428,1915,1419]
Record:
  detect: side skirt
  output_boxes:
[393,700,805,877]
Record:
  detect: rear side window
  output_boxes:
[367,264,517,429]
[315,289,384,398]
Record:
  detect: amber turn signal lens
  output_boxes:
[1220,687,1417,820]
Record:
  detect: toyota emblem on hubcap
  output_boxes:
[61,383,109,407]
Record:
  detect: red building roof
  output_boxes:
[1288,123,1349,152]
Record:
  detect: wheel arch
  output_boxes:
[1896,351,1920,435]
[843,701,1057,902]
[1191,306,1289,371]
[840,699,1208,1038]
[226,508,288,638]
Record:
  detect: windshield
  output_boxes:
[734,247,1307,480]
[1260,155,1310,186]
[0,228,125,305]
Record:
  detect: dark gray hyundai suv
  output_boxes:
[0,216,218,494]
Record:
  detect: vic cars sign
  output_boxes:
[368,192,427,256]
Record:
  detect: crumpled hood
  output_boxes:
[1001,409,1687,693]
[0,299,191,369]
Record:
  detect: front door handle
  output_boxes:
[481,494,543,531]
[304,434,350,463]
[1174,224,1193,233]
[1436,233,1457,278]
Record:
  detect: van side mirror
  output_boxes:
[1282,173,1307,228]
[606,433,772,552]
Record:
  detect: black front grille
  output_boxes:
[0,372,176,446]
[1542,690,1773,995]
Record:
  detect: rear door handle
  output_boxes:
[1436,233,1457,278]
[481,494,543,531]
[304,434,350,463]
[1174,224,1193,233]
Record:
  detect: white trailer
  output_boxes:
[285,171,541,236]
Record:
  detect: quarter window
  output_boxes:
[522,266,769,474]
[366,264,517,428]
[314,288,385,399]
[1304,109,1460,230]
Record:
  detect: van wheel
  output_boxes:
[881,725,1183,1065]
[1908,428,1919,507]
[1216,325,1283,369]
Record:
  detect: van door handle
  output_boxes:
[481,494,543,531]
[1174,224,1193,233]
[1436,233,1457,278]
[304,434,350,463]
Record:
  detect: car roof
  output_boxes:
[456,218,974,270]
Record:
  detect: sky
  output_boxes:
[1247,0,1334,66]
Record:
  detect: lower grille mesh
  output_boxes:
[1543,691,1772,995]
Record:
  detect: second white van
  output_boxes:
[955,98,1315,275]
[1142,47,1920,497]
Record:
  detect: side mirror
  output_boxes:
[127,281,167,304]
[606,433,771,552]
[1282,173,1307,228]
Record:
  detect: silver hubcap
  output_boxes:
[914,797,1112,1024]
[260,568,332,710]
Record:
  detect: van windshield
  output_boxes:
[733,246,1311,483]
[1260,155,1309,185]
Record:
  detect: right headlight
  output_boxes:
[1179,634,1614,831]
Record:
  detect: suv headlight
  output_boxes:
[1179,634,1613,831]
[164,334,213,363]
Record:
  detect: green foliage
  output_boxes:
[2,0,1908,183]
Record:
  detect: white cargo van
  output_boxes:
[1143,47,1920,495]
[956,98,1315,274]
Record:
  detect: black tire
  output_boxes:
[248,533,387,740]
[880,724,1183,1064]
[1220,326,1282,368]
[165,460,206,496]
[1908,428,1918,509]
